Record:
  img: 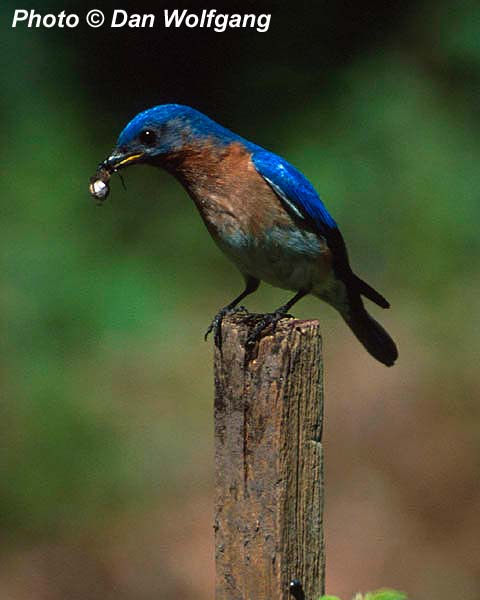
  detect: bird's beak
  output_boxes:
[101,150,145,172]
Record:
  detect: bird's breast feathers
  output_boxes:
[178,141,333,291]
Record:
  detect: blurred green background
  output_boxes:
[1,1,479,598]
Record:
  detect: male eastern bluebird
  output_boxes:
[90,104,398,366]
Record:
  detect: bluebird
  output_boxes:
[90,104,398,366]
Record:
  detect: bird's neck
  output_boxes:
[157,139,251,198]
[154,140,254,237]
[159,141,225,187]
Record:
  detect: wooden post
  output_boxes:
[214,315,325,600]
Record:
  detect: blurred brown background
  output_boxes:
[1,1,479,598]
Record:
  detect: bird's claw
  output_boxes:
[246,311,292,348]
[205,305,249,346]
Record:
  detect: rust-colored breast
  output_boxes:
[164,140,295,240]
[162,140,332,292]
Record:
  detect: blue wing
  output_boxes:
[251,149,337,235]
[251,148,391,310]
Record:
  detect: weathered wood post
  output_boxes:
[214,315,325,600]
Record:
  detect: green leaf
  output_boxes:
[364,589,407,600]
[319,590,407,600]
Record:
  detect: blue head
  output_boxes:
[103,104,241,171]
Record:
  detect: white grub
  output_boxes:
[92,179,108,198]
[89,175,110,201]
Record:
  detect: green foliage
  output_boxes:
[358,590,407,600]
[370,591,407,600]
[320,590,407,600]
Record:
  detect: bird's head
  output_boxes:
[99,104,236,173]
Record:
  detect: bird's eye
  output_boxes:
[139,129,156,146]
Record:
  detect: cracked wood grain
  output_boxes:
[214,315,325,600]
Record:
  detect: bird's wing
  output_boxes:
[251,149,337,235]
[251,148,390,309]
[252,148,355,284]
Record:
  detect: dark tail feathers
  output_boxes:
[344,307,398,366]
[352,274,390,309]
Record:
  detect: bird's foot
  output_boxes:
[205,305,249,346]
[246,311,292,348]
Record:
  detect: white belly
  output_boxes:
[215,225,331,292]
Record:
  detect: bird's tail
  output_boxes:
[343,305,398,366]
[316,273,398,366]
[352,273,390,309]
